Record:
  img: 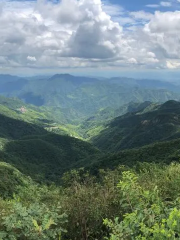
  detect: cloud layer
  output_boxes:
[0,0,180,71]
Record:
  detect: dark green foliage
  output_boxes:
[0,162,30,199]
[0,133,99,183]
[60,169,122,240]
[52,164,180,239]
[79,101,153,139]
[104,170,180,240]
[0,96,100,182]
[0,201,67,240]
[0,176,67,240]
[0,113,46,140]
[3,97,180,186]
[93,100,180,152]
[3,161,180,239]
[82,138,180,173]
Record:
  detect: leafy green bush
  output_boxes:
[104,171,180,240]
[61,168,123,240]
[0,162,31,199]
[0,201,67,240]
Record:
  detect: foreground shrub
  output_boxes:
[104,171,180,240]
[0,200,67,240]
[61,168,123,240]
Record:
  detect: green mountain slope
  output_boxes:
[0,162,31,198]
[0,113,46,140]
[93,100,180,152]
[77,138,180,173]
[79,101,153,139]
[0,103,100,182]
[17,81,180,122]
[1,133,100,182]
[0,95,81,138]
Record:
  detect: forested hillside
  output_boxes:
[0,108,99,183]
[0,95,81,137]
[93,100,180,151]
[79,101,153,139]
[2,75,180,239]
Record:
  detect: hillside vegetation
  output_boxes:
[0,101,99,182]
[2,160,180,239]
[1,134,100,182]
[0,162,31,198]
[79,138,180,173]
[0,95,81,138]
[1,75,180,239]
[93,100,180,151]
[79,101,153,139]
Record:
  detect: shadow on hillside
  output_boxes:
[0,113,46,140]
[0,117,100,183]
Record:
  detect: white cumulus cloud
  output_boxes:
[0,0,179,72]
[27,56,37,62]
[160,1,172,7]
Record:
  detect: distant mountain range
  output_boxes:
[0,74,180,123]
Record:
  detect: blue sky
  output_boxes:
[113,0,160,10]
[0,0,180,78]
[8,0,180,10]
[112,0,173,10]
[10,0,180,11]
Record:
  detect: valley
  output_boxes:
[1,74,180,239]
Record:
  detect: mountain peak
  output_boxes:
[49,73,99,85]
[49,73,74,80]
[160,100,180,110]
